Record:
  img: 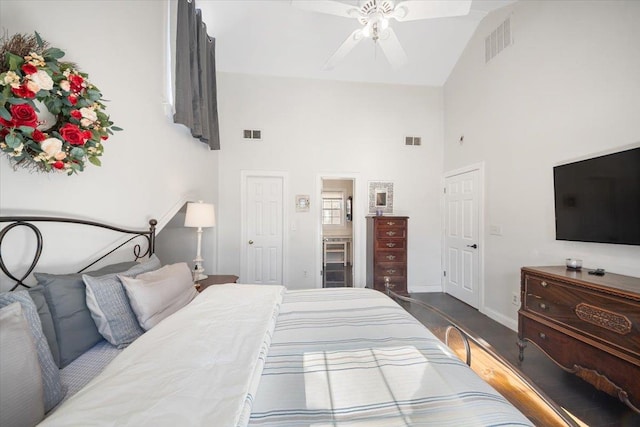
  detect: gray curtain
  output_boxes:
[174,0,220,150]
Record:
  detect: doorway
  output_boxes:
[320,178,354,288]
[443,165,483,309]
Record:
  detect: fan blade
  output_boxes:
[392,0,471,21]
[378,27,408,69]
[323,29,364,70]
[291,0,361,18]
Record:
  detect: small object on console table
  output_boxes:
[196,275,239,293]
[518,266,640,413]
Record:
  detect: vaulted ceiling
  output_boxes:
[198,0,515,86]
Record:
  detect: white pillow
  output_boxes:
[0,302,45,427]
[119,263,197,330]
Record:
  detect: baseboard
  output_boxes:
[409,284,443,293]
[481,306,518,332]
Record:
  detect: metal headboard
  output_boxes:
[0,216,157,291]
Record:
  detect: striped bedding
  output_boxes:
[249,288,532,426]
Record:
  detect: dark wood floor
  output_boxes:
[323,263,353,288]
[403,293,640,427]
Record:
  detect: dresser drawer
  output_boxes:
[375,263,406,278]
[524,274,640,357]
[376,218,407,229]
[373,276,407,293]
[375,227,406,239]
[375,251,407,263]
[375,239,406,251]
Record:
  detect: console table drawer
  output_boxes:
[524,274,640,355]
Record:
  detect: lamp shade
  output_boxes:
[184,202,216,228]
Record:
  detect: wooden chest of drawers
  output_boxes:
[366,216,408,294]
[518,266,640,412]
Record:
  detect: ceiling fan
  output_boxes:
[292,0,472,70]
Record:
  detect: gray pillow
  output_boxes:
[83,255,162,347]
[0,302,45,427]
[35,260,139,368]
[28,285,61,367]
[0,291,64,412]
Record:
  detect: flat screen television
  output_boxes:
[553,147,640,246]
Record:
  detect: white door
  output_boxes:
[243,175,284,285]
[444,169,480,308]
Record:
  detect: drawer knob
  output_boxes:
[386,255,396,260]
[386,231,396,236]
[384,276,395,289]
[387,269,396,274]
[386,243,396,248]
[539,303,548,310]
[386,221,396,226]
[539,332,547,340]
[541,281,548,288]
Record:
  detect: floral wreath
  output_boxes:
[0,32,121,174]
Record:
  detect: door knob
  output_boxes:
[466,244,478,249]
[248,240,254,245]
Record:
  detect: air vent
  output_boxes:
[405,136,421,146]
[485,17,511,63]
[243,129,262,140]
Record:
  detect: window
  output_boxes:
[322,192,344,225]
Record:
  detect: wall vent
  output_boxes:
[485,17,511,63]
[405,136,422,146]
[243,129,262,140]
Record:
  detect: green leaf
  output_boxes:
[17,126,35,135]
[35,32,44,49]
[110,126,123,131]
[44,47,65,60]
[88,156,102,166]
[6,98,30,105]
[6,52,24,71]
[86,89,101,101]
[6,133,22,148]
[46,61,60,74]
[70,147,85,159]
[0,106,11,121]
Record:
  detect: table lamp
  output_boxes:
[184,201,215,281]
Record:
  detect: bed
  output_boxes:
[0,216,533,427]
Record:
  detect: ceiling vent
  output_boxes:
[405,136,421,146]
[243,129,262,140]
[485,17,511,63]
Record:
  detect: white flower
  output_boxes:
[59,80,70,92]
[40,138,63,159]
[2,71,21,88]
[80,118,92,127]
[10,143,24,156]
[30,70,54,91]
[80,107,98,122]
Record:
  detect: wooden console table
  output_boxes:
[518,266,640,413]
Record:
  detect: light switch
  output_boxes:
[490,225,502,236]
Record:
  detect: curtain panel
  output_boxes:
[174,0,220,150]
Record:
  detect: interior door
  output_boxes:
[243,175,284,285]
[444,169,480,308]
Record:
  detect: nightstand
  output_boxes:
[196,275,239,292]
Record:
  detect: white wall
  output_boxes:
[0,1,219,289]
[216,73,444,291]
[444,1,640,328]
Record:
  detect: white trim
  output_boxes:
[240,170,289,286]
[442,162,485,313]
[315,173,363,289]
[410,284,444,293]
[483,306,518,332]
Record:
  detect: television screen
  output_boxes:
[553,147,640,246]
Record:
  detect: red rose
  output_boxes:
[11,84,36,99]
[59,123,86,145]
[10,104,38,128]
[68,95,77,105]
[69,74,84,93]
[0,128,8,139]
[32,129,46,142]
[52,161,65,169]
[0,116,13,128]
[70,110,82,119]
[21,63,38,75]
[101,134,109,140]
[83,130,92,140]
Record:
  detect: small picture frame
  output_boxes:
[368,181,394,214]
[295,195,310,212]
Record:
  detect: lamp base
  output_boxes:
[193,272,208,281]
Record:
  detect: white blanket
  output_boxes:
[40,284,284,427]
